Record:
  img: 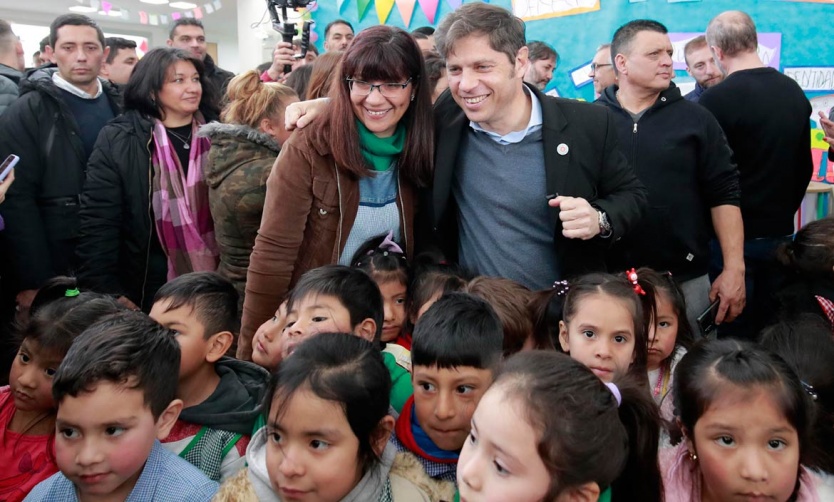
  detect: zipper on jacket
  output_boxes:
[333,163,344,263]
[140,134,154,310]
[396,170,408,254]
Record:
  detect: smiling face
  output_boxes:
[55,381,178,502]
[457,385,551,502]
[378,280,406,343]
[50,25,107,95]
[266,388,363,502]
[616,30,674,93]
[686,44,724,89]
[157,60,202,122]
[282,294,371,359]
[445,34,528,135]
[9,338,61,415]
[412,365,494,452]
[523,56,555,90]
[558,293,636,382]
[647,292,679,371]
[690,385,800,502]
[349,77,413,138]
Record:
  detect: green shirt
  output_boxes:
[382,351,413,413]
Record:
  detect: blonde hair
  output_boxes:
[221,70,298,129]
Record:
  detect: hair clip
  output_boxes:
[626,268,646,296]
[65,288,80,297]
[378,230,404,255]
[604,382,622,407]
[552,280,569,296]
[801,380,819,401]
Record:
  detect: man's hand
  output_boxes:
[266,41,296,82]
[709,267,745,324]
[0,168,14,204]
[549,196,601,240]
[284,97,330,131]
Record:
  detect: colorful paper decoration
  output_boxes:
[396,0,418,28]
[193,7,203,18]
[171,11,182,20]
[375,0,396,24]
[446,0,462,9]
[338,0,348,12]
[101,1,112,14]
[357,0,373,20]
[139,11,149,24]
[417,0,440,24]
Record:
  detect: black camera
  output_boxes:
[268,0,311,8]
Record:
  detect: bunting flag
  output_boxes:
[204,3,214,13]
[171,11,182,20]
[68,0,223,24]
[446,0,462,8]
[193,7,203,18]
[160,14,168,24]
[212,0,222,10]
[138,10,149,24]
[396,0,417,28]
[375,0,396,24]
[149,14,159,25]
[417,0,440,24]
[101,1,112,14]
[337,0,348,13]
[357,0,373,20]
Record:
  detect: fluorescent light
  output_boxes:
[69,5,98,13]
[139,0,169,4]
[169,1,197,8]
[98,10,123,17]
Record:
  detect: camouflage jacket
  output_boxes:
[199,123,281,309]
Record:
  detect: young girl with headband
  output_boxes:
[457,350,663,501]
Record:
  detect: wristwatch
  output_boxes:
[598,210,613,238]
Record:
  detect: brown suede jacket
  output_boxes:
[238,124,416,359]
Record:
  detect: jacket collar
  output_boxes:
[197,122,282,153]
[598,81,683,113]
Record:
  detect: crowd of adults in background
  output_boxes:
[0,3,830,501]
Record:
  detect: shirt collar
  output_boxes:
[469,85,543,144]
[52,72,103,99]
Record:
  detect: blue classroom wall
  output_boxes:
[308,0,834,102]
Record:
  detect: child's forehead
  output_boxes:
[413,364,494,382]
[57,380,152,423]
[291,293,346,310]
[151,298,203,324]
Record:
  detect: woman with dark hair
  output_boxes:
[305,50,343,100]
[239,25,434,359]
[77,47,220,312]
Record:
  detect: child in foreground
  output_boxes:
[150,272,269,481]
[662,339,834,501]
[1,279,123,502]
[458,351,663,502]
[24,311,218,501]
[214,333,445,501]
[392,292,503,486]
[252,265,413,413]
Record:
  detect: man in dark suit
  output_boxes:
[423,3,647,288]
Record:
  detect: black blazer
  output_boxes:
[418,84,648,279]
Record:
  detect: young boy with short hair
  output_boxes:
[149,272,269,482]
[251,265,413,413]
[24,311,218,501]
[392,292,504,484]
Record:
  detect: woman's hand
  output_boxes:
[284,98,330,131]
[819,111,834,147]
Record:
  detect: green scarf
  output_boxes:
[356,119,406,172]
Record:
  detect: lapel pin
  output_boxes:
[557,143,569,156]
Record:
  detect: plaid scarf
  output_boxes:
[151,114,218,280]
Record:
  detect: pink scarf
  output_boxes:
[151,114,218,280]
[660,442,822,501]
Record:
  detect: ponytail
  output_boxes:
[610,374,664,502]
[221,70,298,130]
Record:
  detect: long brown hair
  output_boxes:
[313,25,434,187]
[306,51,343,100]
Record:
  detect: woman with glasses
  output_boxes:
[238,25,434,359]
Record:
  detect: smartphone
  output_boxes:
[0,154,19,182]
[697,299,721,335]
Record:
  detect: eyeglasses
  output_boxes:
[590,63,612,72]
[347,77,413,97]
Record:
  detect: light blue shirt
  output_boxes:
[469,87,543,145]
[24,440,218,502]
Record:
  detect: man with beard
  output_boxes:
[683,35,723,103]
[523,41,558,91]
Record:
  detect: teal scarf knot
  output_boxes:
[356,119,406,172]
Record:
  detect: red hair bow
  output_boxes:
[626,268,646,296]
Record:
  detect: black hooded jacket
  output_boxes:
[0,67,121,290]
[596,83,740,280]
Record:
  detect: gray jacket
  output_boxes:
[0,63,23,116]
